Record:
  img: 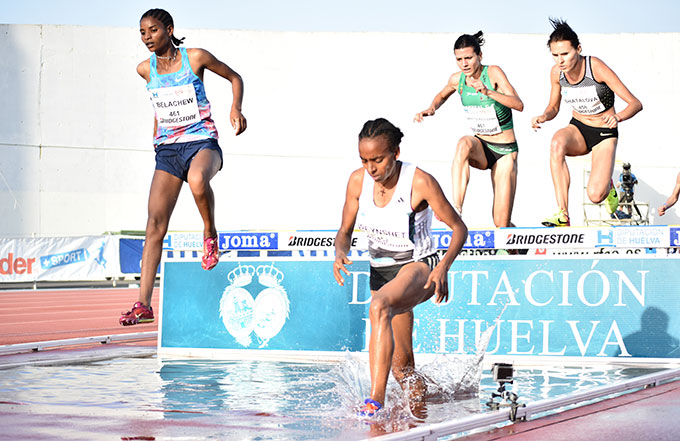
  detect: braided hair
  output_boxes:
[358,118,404,153]
[141,8,185,46]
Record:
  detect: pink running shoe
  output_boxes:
[202,236,219,270]
[119,302,154,326]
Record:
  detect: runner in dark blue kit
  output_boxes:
[120,8,246,326]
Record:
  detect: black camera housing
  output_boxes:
[492,362,514,383]
[621,170,633,184]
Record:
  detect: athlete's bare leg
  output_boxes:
[186,148,222,239]
[549,125,589,217]
[138,170,183,306]
[367,263,435,406]
[391,309,430,419]
[587,138,617,203]
[489,152,518,228]
[451,136,488,215]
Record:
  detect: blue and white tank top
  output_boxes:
[560,56,615,116]
[356,162,436,267]
[147,47,218,146]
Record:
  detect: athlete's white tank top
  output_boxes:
[356,162,436,267]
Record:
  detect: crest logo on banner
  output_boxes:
[219,263,290,348]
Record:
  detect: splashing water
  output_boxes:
[0,348,660,440]
[422,324,498,399]
[327,323,499,428]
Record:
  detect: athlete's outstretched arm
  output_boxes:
[333,169,363,286]
[189,48,247,135]
[412,169,467,303]
[531,65,562,130]
[414,73,460,122]
[659,172,680,216]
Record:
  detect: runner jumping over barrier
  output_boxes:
[121,8,247,326]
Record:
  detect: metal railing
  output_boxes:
[0,331,157,355]
[368,368,680,441]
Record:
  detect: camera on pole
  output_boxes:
[617,163,641,218]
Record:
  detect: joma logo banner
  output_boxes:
[220,233,278,250]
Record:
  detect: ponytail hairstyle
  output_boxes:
[454,31,484,55]
[141,8,185,46]
[547,17,580,49]
[358,118,404,153]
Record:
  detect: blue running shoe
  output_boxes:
[358,398,382,417]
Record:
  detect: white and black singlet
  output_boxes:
[356,162,437,268]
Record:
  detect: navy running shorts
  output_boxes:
[155,138,223,182]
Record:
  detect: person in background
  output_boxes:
[615,162,638,216]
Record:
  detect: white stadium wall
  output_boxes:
[1,24,679,236]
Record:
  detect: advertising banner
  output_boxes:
[3,226,676,282]
[160,255,680,360]
[495,226,672,250]
[0,236,118,282]
[161,229,497,252]
[161,225,676,253]
[119,238,162,275]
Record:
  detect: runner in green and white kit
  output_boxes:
[415,31,524,228]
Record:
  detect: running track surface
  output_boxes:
[1,287,679,440]
[0,287,159,345]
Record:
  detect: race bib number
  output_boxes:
[464,105,502,135]
[149,84,201,127]
[562,86,605,115]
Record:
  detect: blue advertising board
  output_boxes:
[119,238,144,274]
[119,238,163,274]
[160,256,680,360]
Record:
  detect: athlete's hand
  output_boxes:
[231,109,247,135]
[414,108,435,123]
[424,264,449,304]
[601,114,619,129]
[531,115,546,130]
[658,204,668,216]
[466,76,488,96]
[333,255,352,286]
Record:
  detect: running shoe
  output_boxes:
[542,209,570,227]
[201,236,219,270]
[357,398,382,417]
[605,179,619,214]
[119,302,154,326]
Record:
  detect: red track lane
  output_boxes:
[1,287,679,440]
[461,379,680,441]
[0,287,159,345]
